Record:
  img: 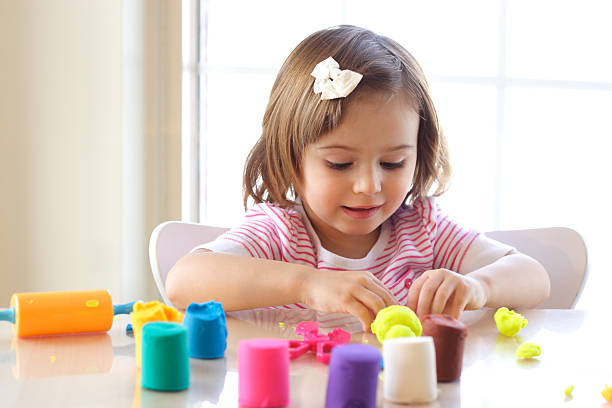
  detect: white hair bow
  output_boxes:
[310,57,363,100]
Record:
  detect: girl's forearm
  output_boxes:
[165,250,310,310]
[467,253,551,309]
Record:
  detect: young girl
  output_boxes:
[166,25,550,331]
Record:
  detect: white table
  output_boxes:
[1,308,609,407]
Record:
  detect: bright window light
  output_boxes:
[190,0,612,310]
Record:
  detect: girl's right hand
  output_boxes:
[299,269,398,331]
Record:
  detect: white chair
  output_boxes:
[485,227,587,309]
[149,222,587,309]
[149,221,229,307]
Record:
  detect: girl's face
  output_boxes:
[297,93,420,257]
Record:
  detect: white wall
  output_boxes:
[0,0,181,304]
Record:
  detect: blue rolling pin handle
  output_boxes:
[113,301,137,316]
[0,307,15,324]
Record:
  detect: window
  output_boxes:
[186,0,612,309]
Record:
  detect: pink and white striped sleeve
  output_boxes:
[198,205,284,261]
[417,197,480,272]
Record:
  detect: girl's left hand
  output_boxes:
[406,269,488,318]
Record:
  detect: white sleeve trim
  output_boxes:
[459,233,516,274]
[192,239,252,257]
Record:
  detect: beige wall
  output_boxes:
[0,0,181,303]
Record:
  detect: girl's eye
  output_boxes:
[326,161,352,170]
[381,160,405,169]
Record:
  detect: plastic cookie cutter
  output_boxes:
[288,321,351,364]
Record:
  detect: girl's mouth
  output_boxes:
[341,205,382,219]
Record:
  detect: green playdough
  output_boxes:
[141,322,190,391]
[494,307,527,337]
[515,342,541,359]
[371,305,422,343]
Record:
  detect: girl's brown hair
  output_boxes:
[243,25,450,209]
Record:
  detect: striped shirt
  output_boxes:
[200,196,512,316]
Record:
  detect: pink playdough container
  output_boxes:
[238,338,289,407]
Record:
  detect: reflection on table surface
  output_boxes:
[10,333,115,378]
[1,308,610,407]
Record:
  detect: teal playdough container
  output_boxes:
[141,321,190,391]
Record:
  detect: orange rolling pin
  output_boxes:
[0,289,135,337]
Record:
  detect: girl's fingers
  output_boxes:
[416,274,443,316]
[353,286,387,316]
[448,282,469,318]
[364,276,398,307]
[346,299,375,332]
[431,278,457,315]
[406,274,427,311]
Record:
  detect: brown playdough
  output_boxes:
[421,314,467,382]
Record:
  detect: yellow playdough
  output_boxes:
[564,385,574,398]
[515,342,540,359]
[494,307,527,337]
[602,384,612,402]
[130,301,184,367]
[370,305,421,343]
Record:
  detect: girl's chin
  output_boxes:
[336,223,381,237]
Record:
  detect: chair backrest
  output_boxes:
[149,221,229,306]
[485,227,588,309]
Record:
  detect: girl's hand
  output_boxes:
[299,269,398,331]
[406,269,488,318]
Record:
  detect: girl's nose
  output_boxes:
[353,165,382,195]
